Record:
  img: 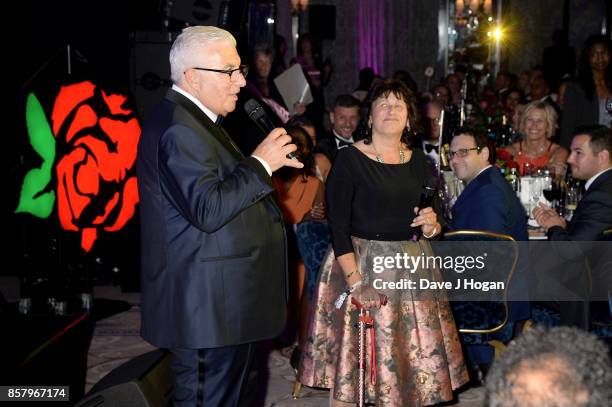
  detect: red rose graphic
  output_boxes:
[52,81,140,252]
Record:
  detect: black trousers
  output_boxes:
[170,343,255,407]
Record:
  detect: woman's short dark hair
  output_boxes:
[364,79,418,145]
[286,115,315,130]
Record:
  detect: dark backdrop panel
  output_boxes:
[309,5,336,40]
[129,32,175,122]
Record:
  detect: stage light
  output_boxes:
[493,27,502,41]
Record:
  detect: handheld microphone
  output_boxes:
[414,178,438,239]
[419,180,437,210]
[244,99,298,160]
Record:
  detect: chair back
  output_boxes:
[443,229,519,334]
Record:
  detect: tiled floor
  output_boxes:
[86,286,485,406]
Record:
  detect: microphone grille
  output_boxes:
[244,99,265,120]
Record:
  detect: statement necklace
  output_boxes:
[372,141,405,164]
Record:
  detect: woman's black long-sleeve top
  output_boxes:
[326,146,441,257]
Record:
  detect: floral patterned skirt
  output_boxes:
[298,237,469,406]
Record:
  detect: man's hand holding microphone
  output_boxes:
[245,99,303,172]
[252,128,304,172]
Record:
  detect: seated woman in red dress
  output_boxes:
[504,101,568,178]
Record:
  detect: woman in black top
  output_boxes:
[560,35,612,147]
[298,81,468,406]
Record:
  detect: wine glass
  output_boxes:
[530,177,543,219]
[542,184,562,203]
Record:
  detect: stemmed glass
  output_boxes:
[529,177,543,219]
[565,183,579,221]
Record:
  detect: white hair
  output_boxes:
[169,26,236,84]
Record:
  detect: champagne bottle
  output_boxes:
[506,167,519,194]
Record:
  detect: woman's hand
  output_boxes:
[411,207,439,237]
[293,102,307,116]
[302,202,326,222]
[352,285,387,310]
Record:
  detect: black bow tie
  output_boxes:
[336,137,353,148]
[215,116,224,126]
[424,143,439,153]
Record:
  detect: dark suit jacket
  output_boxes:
[548,168,612,241]
[315,136,340,162]
[137,89,287,349]
[451,166,528,241]
[410,134,441,169]
[315,131,362,162]
[450,166,530,330]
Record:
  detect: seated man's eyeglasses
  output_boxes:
[189,64,249,80]
[448,147,481,159]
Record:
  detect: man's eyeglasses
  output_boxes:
[190,64,249,80]
[448,147,480,159]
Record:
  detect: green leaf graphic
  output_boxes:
[15,93,56,218]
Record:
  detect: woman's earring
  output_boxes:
[406,120,411,131]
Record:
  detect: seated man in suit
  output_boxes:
[315,94,360,162]
[533,125,612,329]
[412,101,445,168]
[534,125,612,241]
[448,127,529,373]
[449,127,528,241]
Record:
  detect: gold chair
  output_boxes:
[601,227,612,241]
[443,229,520,359]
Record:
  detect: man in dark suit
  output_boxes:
[411,101,450,169]
[534,125,612,240]
[448,127,529,371]
[315,94,360,162]
[450,128,528,241]
[137,26,303,407]
[534,125,612,329]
